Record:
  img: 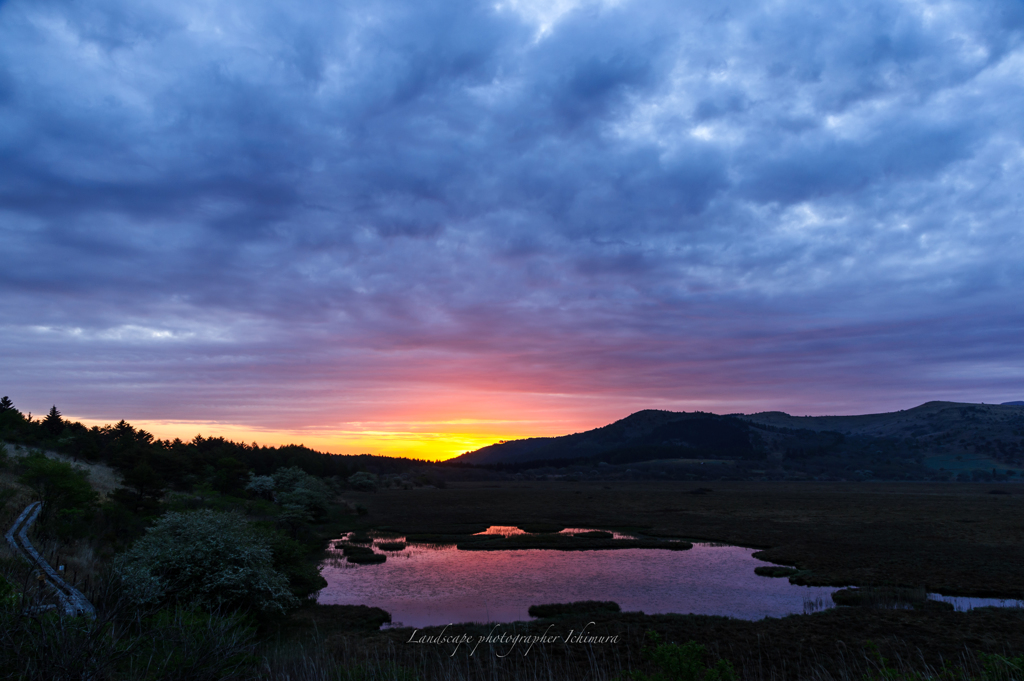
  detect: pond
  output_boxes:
[317,528,841,627]
[318,529,1024,628]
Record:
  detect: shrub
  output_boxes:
[263,530,328,600]
[979,653,1024,681]
[18,453,98,527]
[628,632,737,681]
[245,473,275,499]
[0,574,17,607]
[273,466,332,520]
[347,471,378,492]
[116,509,299,614]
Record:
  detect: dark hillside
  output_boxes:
[741,401,1024,476]
[454,411,758,465]
[450,402,1024,482]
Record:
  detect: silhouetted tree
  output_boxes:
[42,405,63,436]
[0,396,22,431]
[212,457,249,495]
[110,461,166,513]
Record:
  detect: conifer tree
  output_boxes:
[0,396,13,412]
[42,405,63,435]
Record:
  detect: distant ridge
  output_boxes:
[1002,401,1024,406]
[449,401,1024,482]
[451,410,757,465]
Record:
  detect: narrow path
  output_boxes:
[4,501,96,617]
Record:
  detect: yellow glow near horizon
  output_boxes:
[66,416,537,461]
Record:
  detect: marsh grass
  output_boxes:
[755,566,799,578]
[256,630,633,681]
[249,626,1024,681]
[356,481,1024,598]
[831,587,954,611]
[341,545,375,556]
[376,541,407,552]
[0,558,258,681]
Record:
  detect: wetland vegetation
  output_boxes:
[2,395,1023,679]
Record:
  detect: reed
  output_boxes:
[250,629,1024,681]
[376,541,407,552]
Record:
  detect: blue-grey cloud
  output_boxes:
[1,0,1023,436]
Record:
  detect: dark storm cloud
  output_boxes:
[1,0,1023,428]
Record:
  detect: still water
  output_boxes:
[318,528,1023,628]
[317,530,839,628]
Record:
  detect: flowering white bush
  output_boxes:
[245,473,275,499]
[272,467,332,519]
[117,509,298,614]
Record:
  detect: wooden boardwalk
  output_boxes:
[4,501,96,617]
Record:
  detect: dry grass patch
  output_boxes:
[3,443,122,498]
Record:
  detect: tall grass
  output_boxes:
[251,632,1024,681]
[256,632,632,681]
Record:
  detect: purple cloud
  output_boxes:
[1,0,1022,451]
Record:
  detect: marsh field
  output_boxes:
[351,481,1024,596]
[296,481,1024,680]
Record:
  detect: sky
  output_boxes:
[1,0,1023,460]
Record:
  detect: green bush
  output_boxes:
[0,574,18,607]
[263,529,328,600]
[626,633,737,681]
[979,652,1024,681]
[245,472,275,499]
[347,471,378,492]
[274,467,332,520]
[17,453,98,528]
[116,509,299,614]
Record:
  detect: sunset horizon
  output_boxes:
[11,390,1008,462]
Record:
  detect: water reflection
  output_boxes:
[318,533,838,628]
[319,529,1022,628]
[931,595,1024,611]
[472,526,640,540]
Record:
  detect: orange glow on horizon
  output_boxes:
[66,416,554,461]
[61,389,743,461]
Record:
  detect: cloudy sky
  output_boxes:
[1,0,1022,458]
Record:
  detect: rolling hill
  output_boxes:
[456,410,758,466]
[449,401,1024,482]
